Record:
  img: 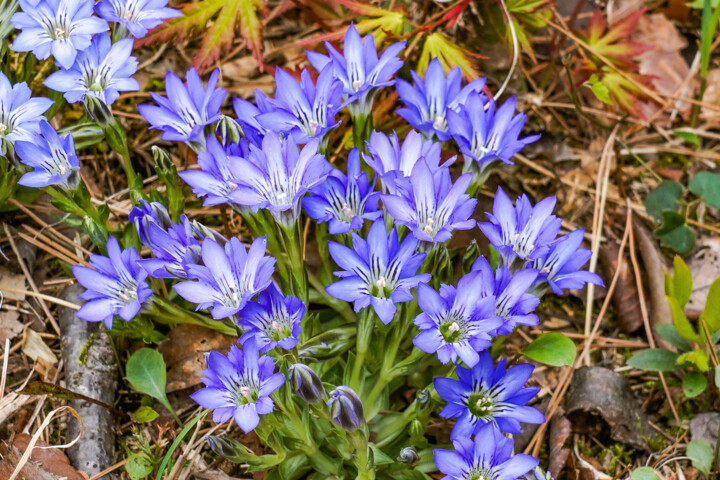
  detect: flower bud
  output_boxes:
[82,216,108,247]
[327,385,365,432]
[152,146,175,176]
[128,200,172,247]
[396,447,419,465]
[83,94,114,128]
[408,419,424,439]
[216,114,244,146]
[288,363,325,404]
[205,435,256,463]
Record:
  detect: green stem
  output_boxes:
[350,308,375,393]
[150,298,237,336]
[348,430,374,480]
[351,113,373,153]
[283,221,309,304]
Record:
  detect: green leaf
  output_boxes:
[656,210,686,236]
[677,349,710,372]
[668,296,701,344]
[132,406,160,423]
[701,277,720,334]
[369,444,395,466]
[675,130,701,148]
[660,224,695,254]
[715,366,720,389]
[644,181,683,223]
[627,348,679,371]
[655,324,692,352]
[687,440,714,475]
[586,74,613,105]
[682,371,707,397]
[418,32,481,79]
[630,467,662,480]
[671,256,693,308]
[521,333,576,367]
[126,348,178,422]
[689,171,720,208]
[126,452,154,480]
[155,411,206,480]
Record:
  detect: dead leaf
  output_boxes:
[22,328,58,377]
[0,433,85,480]
[599,238,642,333]
[690,412,720,452]
[685,236,720,313]
[0,268,27,302]
[549,409,572,478]
[0,310,23,344]
[158,325,236,392]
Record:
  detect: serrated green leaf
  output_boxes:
[126,348,178,422]
[418,32,481,79]
[682,371,707,397]
[521,333,576,366]
[701,277,720,334]
[668,296,701,344]
[126,452,154,480]
[644,181,684,223]
[677,349,710,371]
[627,348,679,371]
[672,256,693,308]
[631,467,662,480]
[132,406,160,423]
[655,324,692,351]
[690,171,720,208]
[687,440,713,475]
[586,74,613,105]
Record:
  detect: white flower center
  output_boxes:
[271,320,281,332]
[448,322,460,333]
[0,123,6,133]
[375,276,387,289]
[352,79,363,91]
[308,119,319,133]
[341,204,353,218]
[54,27,67,39]
[433,115,445,130]
[239,386,251,398]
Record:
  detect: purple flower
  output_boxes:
[396,58,486,141]
[255,66,343,144]
[327,385,365,432]
[434,351,545,439]
[326,219,431,324]
[174,237,276,319]
[434,422,539,480]
[479,188,562,269]
[95,0,181,38]
[44,33,139,105]
[71,236,153,329]
[471,256,539,335]
[231,132,331,227]
[190,339,285,433]
[448,93,540,178]
[128,199,173,246]
[413,272,502,367]
[0,72,54,151]
[307,23,405,118]
[530,229,604,295]
[232,91,275,146]
[16,119,80,190]
[11,0,109,69]
[239,283,304,353]
[382,159,476,244]
[179,135,244,207]
[364,130,443,194]
[303,148,382,234]
[138,68,226,143]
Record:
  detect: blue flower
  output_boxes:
[44,33,139,105]
[479,188,562,269]
[413,272,502,367]
[142,219,205,279]
[382,159,476,244]
[307,23,405,118]
[15,119,80,190]
[190,339,285,433]
[11,0,109,69]
[303,148,382,234]
[138,68,226,143]
[530,229,604,295]
[327,385,365,432]
[471,256,539,335]
[0,72,54,152]
[396,58,486,141]
[239,283,304,353]
[364,130,443,194]
[434,351,545,439]
[179,135,244,207]
[326,219,431,324]
[95,0,181,38]
[232,91,275,146]
[448,93,540,178]
[255,66,343,144]
[231,132,331,227]
[174,237,276,319]
[128,199,173,246]
[434,422,539,480]
[71,236,153,329]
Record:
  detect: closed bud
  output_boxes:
[288,363,325,404]
[416,388,431,407]
[396,447,419,465]
[152,146,175,175]
[128,200,172,247]
[408,419,424,439]
[205,435,256,464]
[462,239,480,275]
[83,94,114,128]
[82,216,108,248]
[216,115,244,146]
[327,386,365,432]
